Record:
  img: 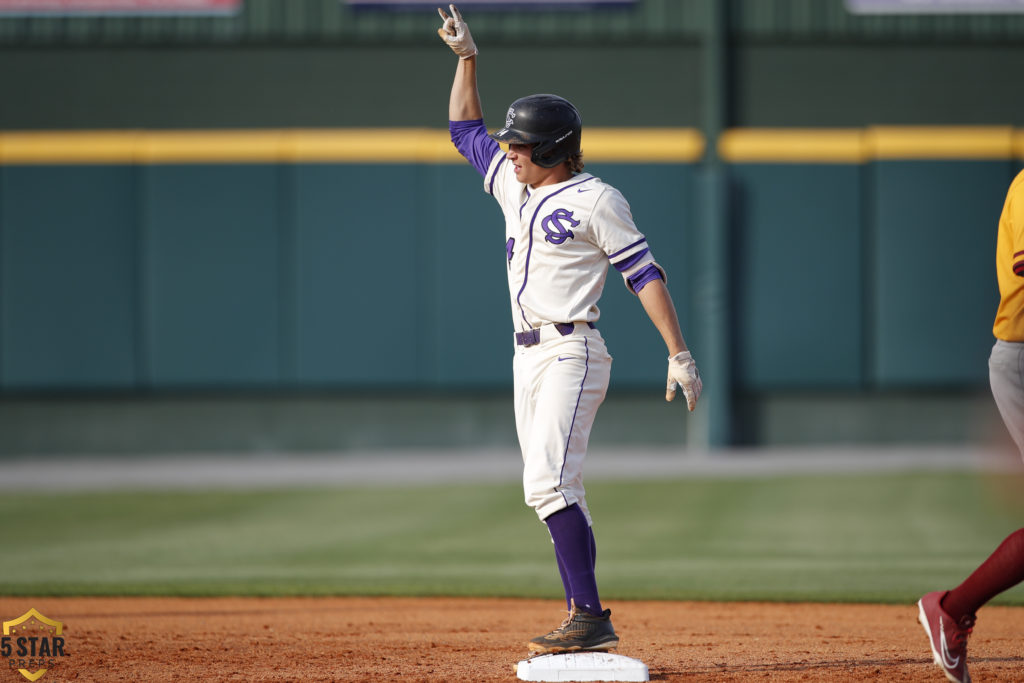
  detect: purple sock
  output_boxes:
[588,524,597,571]
[545,504,603,616]
[555,521,598,611]
[555,552,572,612]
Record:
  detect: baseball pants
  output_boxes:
[989,338,1024,459]
[513,324,612,524]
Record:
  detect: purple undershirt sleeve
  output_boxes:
[628,263,665,293]
[450,119,502,178]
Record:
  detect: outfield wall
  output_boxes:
[0,128,703,393]
[0,127,1018,397]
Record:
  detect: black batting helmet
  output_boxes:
[489,94,582,169]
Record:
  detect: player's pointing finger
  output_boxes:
[437,6,455,38]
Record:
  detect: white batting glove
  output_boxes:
[666,350,702,412]
[436,4,478,59]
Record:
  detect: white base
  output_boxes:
[516,652,649,682]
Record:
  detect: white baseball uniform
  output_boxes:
[467,134,665,523]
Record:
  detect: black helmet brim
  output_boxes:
[488,127,541,146]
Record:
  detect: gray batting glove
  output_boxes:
[437,4,478,59]
[666,350,702,411]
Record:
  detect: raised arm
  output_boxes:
[449,55,482,121]
[438,5,482,121]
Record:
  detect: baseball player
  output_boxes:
[917,170,1024,683]
[437,5,702,655]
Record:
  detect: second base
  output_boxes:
[516,652,649,682]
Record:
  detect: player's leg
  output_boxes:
[532,503,617,656]
[551,508,599,613]
[989,338,1024,455]
[545,503,600,615]
[918,340,1024,683]
[588,522,597,573]
[941,340,1024,618]
[554,552,572,611]
[513,349,536,462]
[535,337,609,619]
[516,345,575,610]
[943,341,1024,617]
[521,333,615,654]
[941,528,1024,622]
[516,343,577,611]
[521,333,611,522]
[918,529,1024,683]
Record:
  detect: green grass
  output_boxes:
[1,471,1022,604]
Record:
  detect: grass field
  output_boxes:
[2,470,1023,604]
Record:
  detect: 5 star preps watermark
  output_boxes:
[2,609,68,682]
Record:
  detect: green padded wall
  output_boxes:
[731,164,864,389]
[0,161,700,392]
[0,155,1017,395]
[871,161,1009,386]
[291,164,423,386]
[143,164,283,387]
[427,164,512,388]
[1,165,139,389]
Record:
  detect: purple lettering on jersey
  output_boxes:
[506,237,515,262]
[450,119,502,178]
[541,208,579,245]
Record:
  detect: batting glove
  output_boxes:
[666,350,702,412]
[437,4,478,59]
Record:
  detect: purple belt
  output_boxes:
[515,322,596,347]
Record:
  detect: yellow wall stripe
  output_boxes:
[868,126,1015,160]
[0,129,464,164]
[720,126,1022,163]
[2,127,1023,164]
[719,129,867,163]
[582,128,705,162]
[0,128,705,164]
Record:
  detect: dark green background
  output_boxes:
[2,0,1022,450]
[2,0,1024,129]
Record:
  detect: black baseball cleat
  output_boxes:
[528,600,619,655]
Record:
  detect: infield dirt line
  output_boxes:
[0,596,1020,682]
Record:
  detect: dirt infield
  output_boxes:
[0,597,1020,682]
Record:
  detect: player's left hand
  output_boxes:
[666,350,702,411]
[437,4,478,59]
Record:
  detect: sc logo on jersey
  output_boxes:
[541,209,579,245]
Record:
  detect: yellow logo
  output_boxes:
[1,609,67,682]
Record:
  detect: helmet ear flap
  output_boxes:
[530,140,559,168]
[530,126,581,169]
